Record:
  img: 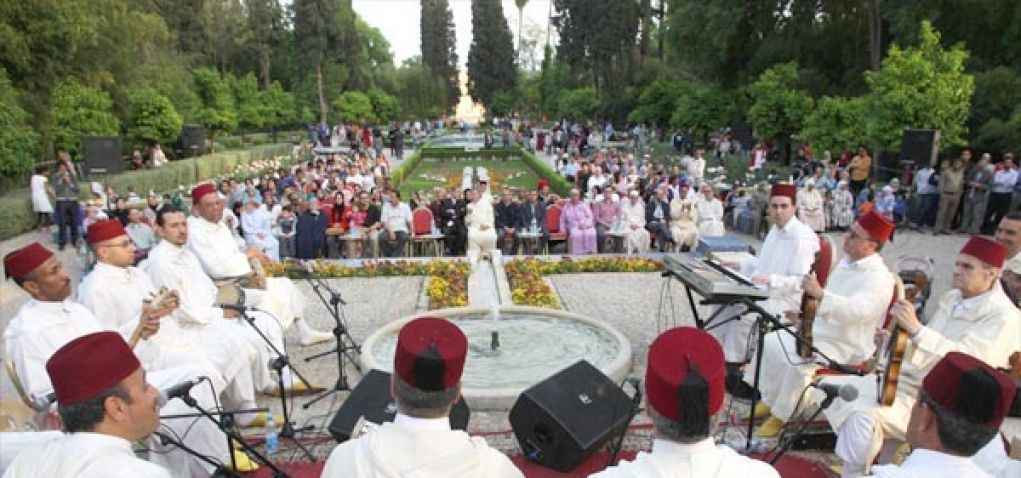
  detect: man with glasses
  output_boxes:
[748,210,896,438]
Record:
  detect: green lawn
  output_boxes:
[399,157,541,197]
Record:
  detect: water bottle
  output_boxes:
[530,217,537,234]
[349,218,356,238]
[264,412,279,454]
[431,220,439,235]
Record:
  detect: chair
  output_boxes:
[545,205,567,254]
[5,358,35,412]
[409,207,442,256]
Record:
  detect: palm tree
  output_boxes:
[515,0,528,65]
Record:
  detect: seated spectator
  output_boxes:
[379,190,413,257]
[124,209,157,252]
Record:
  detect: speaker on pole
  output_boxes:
[180,124,205,158]
[900,129,940,168]
[509,360,633,472]
[327,369,470,443]
[82,136,123,176]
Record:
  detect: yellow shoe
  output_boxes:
[747,402,772,420]
[241,412,284,428]
[229,449,260,473]
[263,380,326,397]
[757,416,785,438]
[828,464,843,477]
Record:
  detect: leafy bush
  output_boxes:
[0,68,38,178]
[126,88,183,144]
[50,81,120,158]
[333,91,375,123]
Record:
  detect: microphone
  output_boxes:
[219,303,254,313]
[29,391,56,412]
[158,378,203,407]
[811,382,858,402]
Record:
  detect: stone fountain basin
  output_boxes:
[361,305,633,410]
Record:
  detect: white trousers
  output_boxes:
[743,331,823,422]
[148,366,232,477]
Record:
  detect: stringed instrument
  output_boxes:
[129,286,173,348]
[798,249,824,358]
[879,273,926,406]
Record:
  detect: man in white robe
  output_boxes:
[240,198,280,261]
[712,184,819,398]
[321,317,521,478]
[695,185,725,236]
[2,243,246,476]
[749,210,896,438]
[3,332,171,478]
[77,219,269,426]
[798,179,826,232]
[864,352,1014,478]
[186,183,331,347]
[668,181,699,252]
[822,236,1021,477]
[621,191,651,253]
[466,188,498,258]
[591,327,779,478]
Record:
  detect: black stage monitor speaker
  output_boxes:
[82,136,123,176]
[901,129,940,168]
[328,369,470,443]
[181,124,205,157]
[509,360,632,472]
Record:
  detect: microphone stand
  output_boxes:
[171,392,290,477]
[153,431,241,478]
[300,272,362,410]
[236,308,316,462]
[767,391,839,465]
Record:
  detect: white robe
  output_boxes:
[823,284,1020,473]
[2,432,171,478]
[621,201,651,254]
[866,449,991,478]
[972,435,1021,478]
[590,438,779,478]
[668,198,699,252]
[466,200,497,256]
[746,254,895,422]
[710,217,819,362]
[798,188,826,232]
[143,240,278,392]
[2,299,231,477]
[321,414,522,478]
[695,197,725,236]
[241,208,280,261]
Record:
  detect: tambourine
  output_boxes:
[216,283,246,309]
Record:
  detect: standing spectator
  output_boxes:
[911,161,939,229]
[690,148,707,187]
[832,181,855,230]
[797,179,826,232]
[934,158,965,234]
[379,190,413,257]
[51,156,81,250]
[984,153,1017,233]
[961,153,993,234]
[30,165,54,232]
[848,146,872,198]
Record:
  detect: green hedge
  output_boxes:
[520,149,571,197]
[390,149,423,188]
[0,143,292,240]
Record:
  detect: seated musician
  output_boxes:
[865,352,1015,478]
[747,210,896,438]
[822,236,1020,478]
[711,184,819,399]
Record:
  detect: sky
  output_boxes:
[352,0,556,68]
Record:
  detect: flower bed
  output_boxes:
[504,257,662,308]
[265,259,470,309]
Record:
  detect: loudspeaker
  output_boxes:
[180,124,205,157]
[327,369,470,443]
[82,136,123,175]
[509,360,632,472]
[900,129,940,168]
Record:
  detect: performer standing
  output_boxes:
[822,236,1020,477]
[591,327,779,477]
[186,183,331,346]
[321,317,522,477]
[749,210,896,438]
[713,184,820,398]
[3,332,171,478]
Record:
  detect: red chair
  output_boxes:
[410,207,442,256]
[546,205,567,254]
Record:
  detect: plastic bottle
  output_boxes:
[349,218,356,237]
[264,412,279,454]
[530,217,538,234]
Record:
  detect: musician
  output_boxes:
[321,317,522,478]
[2,243,246,475]
[748,210,896,438]
[186,183,331,346]
[865,352,1014,478]
[824,236,1020,478]
[77,219,271,428]
[591,327,779,478]
[713,184,819,399]
[3,332,171,477]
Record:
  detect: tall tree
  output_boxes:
[245,0,287,88]
[292,0,344,123]
[421,0,459,108]
[747,62,814,163]
[552,0,639,100]
[466,0,517,108]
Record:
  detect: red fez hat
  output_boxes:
[960,235,1007,268]
[191,183,217,204]
[538,179,549,189]
[86,219,127,244]
[857,210,895,242]
[46,331,142,405]
[394,317,467,391]
[646,327,725,422]
[4,242,53,280]
[922,352,1015,428]
[770,184,797,205]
